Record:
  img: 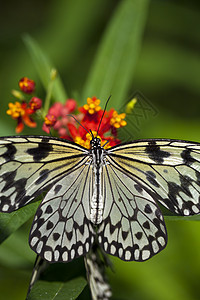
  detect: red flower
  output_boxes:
[19,77,35,94]
[42,99,77,135]
[42,96,127,149]
[28,97,42,112]
[42,114,57,134]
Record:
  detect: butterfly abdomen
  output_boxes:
[90,141,104,224]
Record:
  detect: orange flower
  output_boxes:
[7,101,36,133]
[110,111,127,128]
[81,97,101,115]
[7,102,25,119]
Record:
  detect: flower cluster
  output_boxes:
[7,77,42,133]
[43,96,127,148]
[42,99,77,138]
[7,78,127,147]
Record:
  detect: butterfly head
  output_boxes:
[90,137,101,149]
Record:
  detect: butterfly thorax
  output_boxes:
[90,137,105,225]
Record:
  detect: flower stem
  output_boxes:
[43,69,57,116]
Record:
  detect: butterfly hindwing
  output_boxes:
[29,163,95,262]
[98,162,167,261]
[0,136,88,212]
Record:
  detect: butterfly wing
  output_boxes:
[0,136,88,212]
[98,162,167,261]
[106,139,200,216]
[29,160,95,262]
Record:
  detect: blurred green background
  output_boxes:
[0,0,200,299]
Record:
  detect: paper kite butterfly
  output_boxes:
[0,135,200,262]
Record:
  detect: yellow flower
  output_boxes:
[110,111,127,128]
[125,98,137,114]
[7,102,25,118]
[83,97,101,114]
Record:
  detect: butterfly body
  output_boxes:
[0,136,200,262]
[90,137,105,225]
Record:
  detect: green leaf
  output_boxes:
[28,277,87,300]
[165,214,200,221]
[0,201,39,244]
[0,226,36,266]
[23,34,68,103]
[83,0,149,108]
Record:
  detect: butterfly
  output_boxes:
[0,135,200,263]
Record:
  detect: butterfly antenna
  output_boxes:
[90,129,95,139]
[97,95,112,135]
[67,114,90,135]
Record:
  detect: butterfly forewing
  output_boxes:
[107,139,200,216]
[0,136,88,212]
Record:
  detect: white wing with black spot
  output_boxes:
[29,162,95,262]
[98,162,167,261]
[0,136,88,212]
[107,139,200,216]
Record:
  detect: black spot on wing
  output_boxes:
[35,169,49,185]
[66,231,73,240]
[181,149,195,165]
[143,221,150,229]
[53,233,60,241]
[134,184,143,194]
[1,170,17,192]
[14,178,28,200]
[37,218,45,229]
[144,204,153,214]
[26,143,53,162]
[45,205,53,214]
[36,208,43,219]
[180,175,192,197]
[146,141,170,164]
[54,184,62,194]
[166,181,179,210]
[146,171,160,188]
[46,220,54,230]
[122,231,129,240]
[2,144,17,161]
[135,232,143,240]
